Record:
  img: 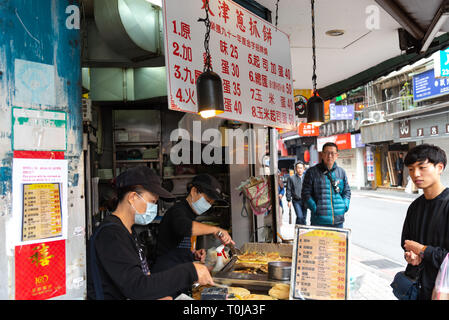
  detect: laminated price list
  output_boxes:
[22,183,62,241]
[292,227,350,300]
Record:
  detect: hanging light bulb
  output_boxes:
[197,0,224,119]
[306,0,324,126]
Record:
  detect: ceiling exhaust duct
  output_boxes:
[94,0,163,62]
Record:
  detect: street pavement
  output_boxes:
[278,188,420,300]
[347,189,417,300]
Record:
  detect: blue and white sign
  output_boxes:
[434,47,449,78]
[329,104,354,120]
[413,69,449,102]
[353,133,365,148]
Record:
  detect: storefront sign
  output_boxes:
[317,133,352,152]
[163,0,295,129]
[434,47,449,78]
[298,123,319,137]
[413,69,449,102]
[366,146,375,181]
[431,125,439,136]
[15,240,66,300]
[352,133,365,148]
[11,157,68,247]
[399,119,411,139]
[329,104,354,121]
[417,128,424,137]
[291,225,350,300]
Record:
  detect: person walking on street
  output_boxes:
[286,161,307,225]
[301,142,351,228]
[400,144,449,300]
[396,152,405,187]
[278,170,285,215]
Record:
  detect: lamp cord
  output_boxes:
[311,0,317,95]
[275,0,280,29]
[198,0,212,72]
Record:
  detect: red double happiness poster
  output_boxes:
[15,240,66,300]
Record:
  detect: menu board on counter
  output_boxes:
[290,225,350,300]
[162,0,295,129]
[22,183,62,241]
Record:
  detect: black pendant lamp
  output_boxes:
[306,0,324,126]
[197,0,224,119]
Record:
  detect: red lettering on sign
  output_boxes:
[236,9,246,32]
[218,0,230,23]
[263,25,272,45]
[249,18,260,38]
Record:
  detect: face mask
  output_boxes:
[192,195,212,215]
[132,194,158,225]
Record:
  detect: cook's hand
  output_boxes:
[157,296,173,300]
[193,263,215,286]
[288,201,292,208]
[404,240,425,255]
[194,249,206,263]
[404,251,422,266]
[215,229,235,246]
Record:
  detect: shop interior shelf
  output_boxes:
[116,159,160,163]
[115,141,160,146]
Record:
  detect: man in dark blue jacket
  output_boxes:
[301,142,351,228]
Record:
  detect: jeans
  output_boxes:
[292,199,306,225]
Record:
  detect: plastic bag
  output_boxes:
[238,176,271,215]
[432,253,449,300]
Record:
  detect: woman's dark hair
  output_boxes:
[404,144,447,169]
[111,184,147,210]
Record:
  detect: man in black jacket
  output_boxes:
[286,161,306,224]
[401,144,449,300]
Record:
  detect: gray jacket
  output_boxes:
[286,174,304,202]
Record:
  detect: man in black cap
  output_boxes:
[152,174,234,279]
[87,166,215,300]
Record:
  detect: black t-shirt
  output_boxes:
[152,199,197,273]
[87,215,197,300]
[401,188,449,300]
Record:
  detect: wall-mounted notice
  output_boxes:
[22,183,62,241]
[163,0,295,129]
[12,107,67,151]
[290,225,350,300]
[15,240,66,300]
[11,158,68,247]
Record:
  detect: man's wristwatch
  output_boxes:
[419,246,427,259]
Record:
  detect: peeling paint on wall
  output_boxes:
[0,0,85,300]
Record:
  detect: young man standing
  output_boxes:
[286,161,307,225]
[401,144,449,300]
[301,142,351,228]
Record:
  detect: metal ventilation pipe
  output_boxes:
[94,0,163,62]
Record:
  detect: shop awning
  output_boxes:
[255,0,449,100]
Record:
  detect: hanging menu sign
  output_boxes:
[162,0,295,129]
[290,225,350,300]
[22,183,62,241]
